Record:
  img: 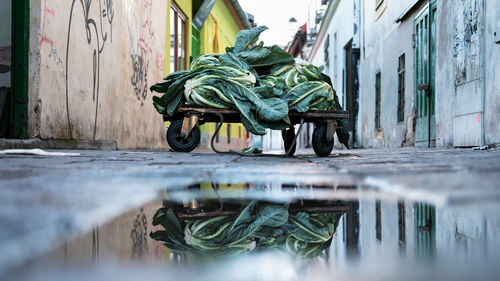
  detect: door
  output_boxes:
[414,202,436,259]
[414,1,436,147]
[344,40,359,147]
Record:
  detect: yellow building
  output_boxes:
[165,0,251,150]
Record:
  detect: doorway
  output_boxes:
[344,40,359,147]
[414,1,437,147]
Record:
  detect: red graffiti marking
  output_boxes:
[40,0,55,48]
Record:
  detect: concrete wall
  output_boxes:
[358,0,419,148]
[29,0,168,149]
[483,0,500,145]
[436,0,500,147]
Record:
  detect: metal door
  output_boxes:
[414,1,437,147]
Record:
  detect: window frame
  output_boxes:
[397,54,406,123]
[375,72,381,131]
[170,2,187,72]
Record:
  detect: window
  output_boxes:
[170,2,187,72]
[324,34,329,65]
[375,200,381,241]
[333,33,337,86]
[397,54,405,123]
[375,72,381,131]
[398,201,406,249]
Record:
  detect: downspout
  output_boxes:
[480,0,486,146]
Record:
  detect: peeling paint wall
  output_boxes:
[29,0,167,149]
[437,0,500,146]
[358,1,419,148]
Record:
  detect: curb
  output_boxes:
[0,139,117,150]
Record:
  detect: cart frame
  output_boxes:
[165,105,349,157]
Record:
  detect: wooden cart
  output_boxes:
[164,105,349,157]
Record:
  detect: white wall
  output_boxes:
[358,1,420,148]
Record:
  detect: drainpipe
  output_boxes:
[480,0,486,146]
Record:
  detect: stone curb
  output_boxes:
[0,138,117,150]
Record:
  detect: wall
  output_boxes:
[45,200,167,264]
[436,0,500,147]
[29,0,168,149]
[358,0,419,148]
[483,0,500,145]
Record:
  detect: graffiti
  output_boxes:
[65,0,114,139]
[130,208,148,260]
[130,0,156,106]
[40,0,55,48]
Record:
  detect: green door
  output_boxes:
[414,202,436,259]
[414,1,436,147]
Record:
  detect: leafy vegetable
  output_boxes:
[150,26,350,146]
[150,200,342,259]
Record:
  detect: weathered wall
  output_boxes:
[484,0,500,144]
[358,1,418,148]
[31,0,167,149]
[436,0,500,147]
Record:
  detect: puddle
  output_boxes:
[6,182,500,281]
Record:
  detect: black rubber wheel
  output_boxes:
[166,119,200,152]
[281,127,296,156]
[312,123,334,157]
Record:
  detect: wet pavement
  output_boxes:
[1,147,500,281]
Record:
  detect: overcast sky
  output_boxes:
[238,0,313,47]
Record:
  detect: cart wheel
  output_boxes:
[312,123,334,157]
[167,119,200,152]
[282,127,296,156]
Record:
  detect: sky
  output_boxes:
[238,0,315,47]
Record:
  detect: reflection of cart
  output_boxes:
[165,105,349,157]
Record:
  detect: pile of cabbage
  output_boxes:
[150,200,342,259]
[151,26,349,147]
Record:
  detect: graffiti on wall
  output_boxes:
[130,0,159,106]
[40,0,55,48]
[130,208,149,260]
[65,0,114,139]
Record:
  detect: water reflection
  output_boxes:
[8,182,500,281]
[151,198,346,260]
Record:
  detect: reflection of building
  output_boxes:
[308,0,500,148]
[331,196,500,263]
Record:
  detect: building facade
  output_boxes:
[308,0,500,148]
[3,0,249,149]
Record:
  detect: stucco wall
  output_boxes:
[31,0,167,149]
[484,0,500,144]
[436,0,500,147]
[358,1,419,148]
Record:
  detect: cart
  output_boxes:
[164,105,349,157]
